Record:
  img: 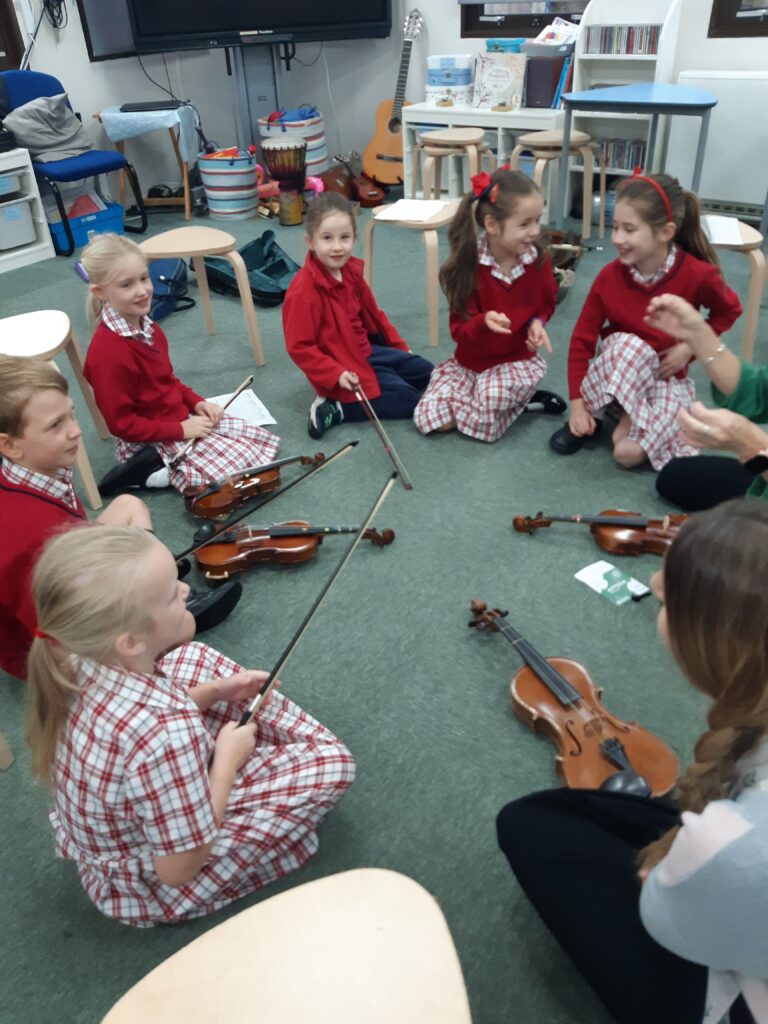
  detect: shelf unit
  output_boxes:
[0,148,56,273]
[571,0,683,176]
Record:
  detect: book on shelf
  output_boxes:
[583,24,661,56]
[551,57,572,108]
[472,52,526,112]
[573,137,647,171]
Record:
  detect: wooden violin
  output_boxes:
[195,521,395,579]
[468,600,678,796]
[513,509,688,557]
[185,454,326,520]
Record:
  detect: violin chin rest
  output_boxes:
[599,770,651,799]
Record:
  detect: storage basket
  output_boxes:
[0,193,35,250]
[258,109,329,176]
[47,202,124,251]
[198,151,262,221]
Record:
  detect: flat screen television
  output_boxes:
[126,0,392,51]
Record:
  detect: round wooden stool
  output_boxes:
[100,870,472,1024]
[140,227,265,367]
[510,129,607,240]
[0,310,107,510]
[364,200,461,348]
[711,220,766,362]
[413,127,496,199]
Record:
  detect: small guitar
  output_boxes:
[362,9,423,186]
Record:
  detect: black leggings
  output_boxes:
[656,455,753,511]
[496,789,707,1024]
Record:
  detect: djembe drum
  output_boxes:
[260,138,307,225]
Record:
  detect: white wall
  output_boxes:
[674,0,768,77]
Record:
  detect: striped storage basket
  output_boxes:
[197,151,263,221]
[258,108,330,176]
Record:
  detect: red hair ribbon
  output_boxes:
[471,172,497,204]
[34,627,49,640]
[630,167,675,225]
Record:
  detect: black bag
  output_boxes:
[149,258,195,321]
[203,230,301,307]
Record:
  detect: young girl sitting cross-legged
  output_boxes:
[81,234,279,496]
[413,168,564,442]
[550,172,742,469]
[26,526,355,927]
[283,192,434,439]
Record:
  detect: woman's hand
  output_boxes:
[338,370,360,391]
[182,415,214,440]
[213,720,257,773]
[569,398,597,437]
[195,401,224,426]
[644,295,709,346]
[526,318,553,355]
[678,401,768,460]
[658,342,693,380]
[485,310,512,335]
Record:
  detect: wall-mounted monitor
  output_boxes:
[126,0,392,52]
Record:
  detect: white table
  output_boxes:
[402,102,565,198]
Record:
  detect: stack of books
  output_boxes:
[582,24,662,55]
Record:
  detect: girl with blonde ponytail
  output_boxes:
[497,500,768,1024]
[27,526,355,927]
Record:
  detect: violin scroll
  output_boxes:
[468,599,508,632]
[512,513,552,534]
[362,528,395,547]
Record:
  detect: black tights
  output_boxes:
[656,455,753,511]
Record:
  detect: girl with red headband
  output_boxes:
[551,171,742,469]
[414,168,564,442]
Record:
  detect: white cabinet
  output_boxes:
[0,148,56,273]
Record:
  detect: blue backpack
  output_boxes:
[73,256,195,322]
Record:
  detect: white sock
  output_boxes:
[145,466,170,488]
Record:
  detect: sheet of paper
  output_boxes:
[375,199,450,222]
[574,560,650,607]
[207,389,276,426]
[702,214,743,246]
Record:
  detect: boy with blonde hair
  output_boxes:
[0,357,240,679]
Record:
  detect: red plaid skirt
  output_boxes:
[580,333,697,470]
[414,355,547,443]
[116,414,280,493]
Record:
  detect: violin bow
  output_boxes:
[172,440,358,562]
[352,385,413,490]
[168,374,255,470]
[238,472,398,726]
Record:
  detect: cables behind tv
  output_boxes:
[136,53,217,154]
[42,0,67,29]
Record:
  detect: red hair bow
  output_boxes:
[471,172,498,204]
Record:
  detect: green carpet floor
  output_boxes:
[1,205,766,1024]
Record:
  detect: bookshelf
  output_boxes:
[571,0,683,176]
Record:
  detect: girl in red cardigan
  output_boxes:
[551,172,742,469]
[283,193,433,439]
[413,168,563,443]
[81,234,279,496]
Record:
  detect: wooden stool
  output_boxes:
[140,227,265,366]
[413,127,496,199]
[510,129,607,240]
[711,220,766,362]
[0,310,106,511]
[100,869,473,1024]
[364,200,460,348]
[0,729,13,770]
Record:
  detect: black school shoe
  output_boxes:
[549,419,603,455]
[525,390,567,415]
[186,579,242,634]
[98,445,165,497]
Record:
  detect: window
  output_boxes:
[708,0,768,37]
[460,2,589,39]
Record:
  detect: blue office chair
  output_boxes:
[0,70,148,256]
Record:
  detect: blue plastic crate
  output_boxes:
[48,202,124,251]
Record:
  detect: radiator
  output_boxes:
[665,70,768,216]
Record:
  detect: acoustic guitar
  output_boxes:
[362,8,423,186]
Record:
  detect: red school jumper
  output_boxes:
[0,467,85,679]
[283,253,409,404]
[567,250,742,400]
[83,320,203,443]
[449,255,558,372]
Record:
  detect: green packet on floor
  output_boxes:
[574,560,651,606]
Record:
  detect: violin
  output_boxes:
[468,600,679,796]
[513,509,687,557]
[185,454,325,520]
[195,521,395,579]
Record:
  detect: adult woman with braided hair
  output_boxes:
[497,500,768,1024]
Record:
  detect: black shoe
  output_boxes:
[549,419,602,455]
[308,397,343,440]
[98,445,164,497]
[525,390,567,415]
[186,580,242,635]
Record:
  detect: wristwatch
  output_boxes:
[742,449,768,476]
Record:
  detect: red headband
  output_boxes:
[629,167,675,225]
